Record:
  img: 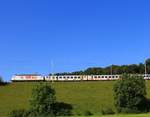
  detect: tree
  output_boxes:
[9,83,73,117]
[113,74,149,113]
[53,58,150,75]
[146,59,150,74]
[138,63,145,74]
[0,76,4,85]
[30,83,56,116]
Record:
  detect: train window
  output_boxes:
[105,76,107,78]
[67,76,69,78]
[98,76,101,78]
[112,76,115,78]
[74,76,77,78]
[109,76,111,78]
[63,77,66,78]
[71,77,73,79]
[94,76,97,78]
[116,76,118,78]
[102,76,104,78]
[78,77,80,78]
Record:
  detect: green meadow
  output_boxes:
[69,114,150,117]
[0,81,150,117]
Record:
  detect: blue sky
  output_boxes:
[0,0,150,81]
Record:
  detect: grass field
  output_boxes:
[70,114,150,117]
[0,81,150,117]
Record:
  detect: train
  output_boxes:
[11,74,150,82]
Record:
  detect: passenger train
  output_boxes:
[11,74,150,82]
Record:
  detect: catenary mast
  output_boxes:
[145,59,147,77]
[51,60,54,83]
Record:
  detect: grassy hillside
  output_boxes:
[0,81,150,117]
[71,114,150,117]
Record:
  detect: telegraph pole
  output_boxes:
[51,60,54,83]
[110,64,113,78]
[145,59,147,77]
[111,64,113,75]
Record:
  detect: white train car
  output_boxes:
[87,75,120,81]
[144,74,150,80]
[45,75,83,81]
[82,75,90,80]
[62,75,82,81]
[44,76,58,81]
[11,74,44,81]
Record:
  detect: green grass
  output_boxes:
[0,81,150,117]
[69,113,150,117]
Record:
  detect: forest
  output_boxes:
[54,59,150,75]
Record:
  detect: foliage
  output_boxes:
[51,102,73,116]
[101,107,115,115]
[113,74,150,113]
[0,76,4,85]
[54,58,150,75]
[28,83,73,117]
[9,109,29,117]
[29,83,56,116]
[83,110,93,116]
[0,76,8,86]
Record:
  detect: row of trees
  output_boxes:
[54,59,150,75]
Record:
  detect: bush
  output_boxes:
[101,107,115,115]
[29,83,56,116]
[9,109,29,117]
[52,102,73,116]
[113,74,150,113]
[0,76,4,85]
[29,83,73,117]
[9,83,73,117]
[0,76,8,86]
[83,110,93,116]
[120,108,141,114]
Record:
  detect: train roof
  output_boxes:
[14,74,41,76]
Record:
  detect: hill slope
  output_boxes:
[0,81,150,117]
